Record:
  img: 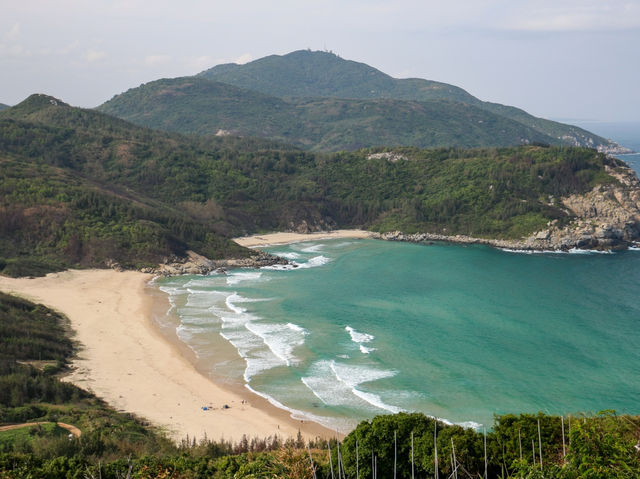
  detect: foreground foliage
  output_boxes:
[1,293,639,478]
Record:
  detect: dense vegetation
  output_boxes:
[198,50,616,150]
[98,77,556,152]
[0,95,622,276]
[0,104,9,112]
[98,49,616,152]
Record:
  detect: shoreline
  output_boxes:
[233,229,374,248]
[233,228,638,253]
[0,270,336,442]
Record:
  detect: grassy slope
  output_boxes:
[98,76,557,152]
[198,49,614,149]
[0,95,251,276]
[0,292,173,458]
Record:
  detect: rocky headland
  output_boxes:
[377,162,640,252]
[141,250,288,276]
[138,159,640,275]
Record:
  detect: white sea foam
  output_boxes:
[287,322,307,333]
[158,285,182,315]
[352,389,402,414]
[345,326,376,354]
[299,243,324,253]
[301,360,401,413]
[345,326,374,344]
[500,248,565,255]
[244,384,349,431]
[226,271,263,285]
[261,255,331,270]
[330,361,401,413]
[225,293,248,315]
[501,247,614,255]
[260,263,297,271]
[330,361,396,387]
[568,247,613,255]
[219,292,307,379]
[184,277,222,288]
[298,255,330,268]
[272,251,301,260]
[244,321,307,366]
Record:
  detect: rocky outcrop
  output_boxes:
[141,250,288,276]
[367,152,410,162]
[596,143,634,156]
[378,163,640,252]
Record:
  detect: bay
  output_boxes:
[156,123,640,431]
[156,239,640,430]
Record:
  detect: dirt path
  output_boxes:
[0,421,81,437]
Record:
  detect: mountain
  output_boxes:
[200,49,478,103]
[0,103,9,111]
[198,50,622,152]
[98,77,556,151]
[99,50,621,152]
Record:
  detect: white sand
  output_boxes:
[233,229,373,247]
[0,270,334,442]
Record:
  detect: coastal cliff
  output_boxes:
[142,250,288,276]
[377,162,640,252]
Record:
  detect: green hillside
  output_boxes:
[198,50,617,150]
[99,77,557,151]
[2,94,623,277]
[0,104,9,112]
[0,95,254,276]
[200,49,478,103]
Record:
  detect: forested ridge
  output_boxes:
[0,94,624,276]
[99,50,619,153]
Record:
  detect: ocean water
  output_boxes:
[156,239,640,431]
[155,123,640,431]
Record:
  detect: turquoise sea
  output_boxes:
[155,124,640,431]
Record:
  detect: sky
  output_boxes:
[1,0,639,122]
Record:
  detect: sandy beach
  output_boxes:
[233,229,373,248]
[0,269,334,442]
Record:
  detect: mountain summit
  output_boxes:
[100,50,625,153]
[199,49,477,103]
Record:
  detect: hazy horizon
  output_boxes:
[2,1,639,122]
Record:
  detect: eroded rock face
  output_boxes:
[143,250,288,276]
[378,163,640,251]
[525,164,640,250]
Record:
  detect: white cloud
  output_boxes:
[233,52,253,64]
[86,49,107,62]
[500,1,640,32]
[4,23,20,41]
[144,54,171,66]
[0,43,30,57]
